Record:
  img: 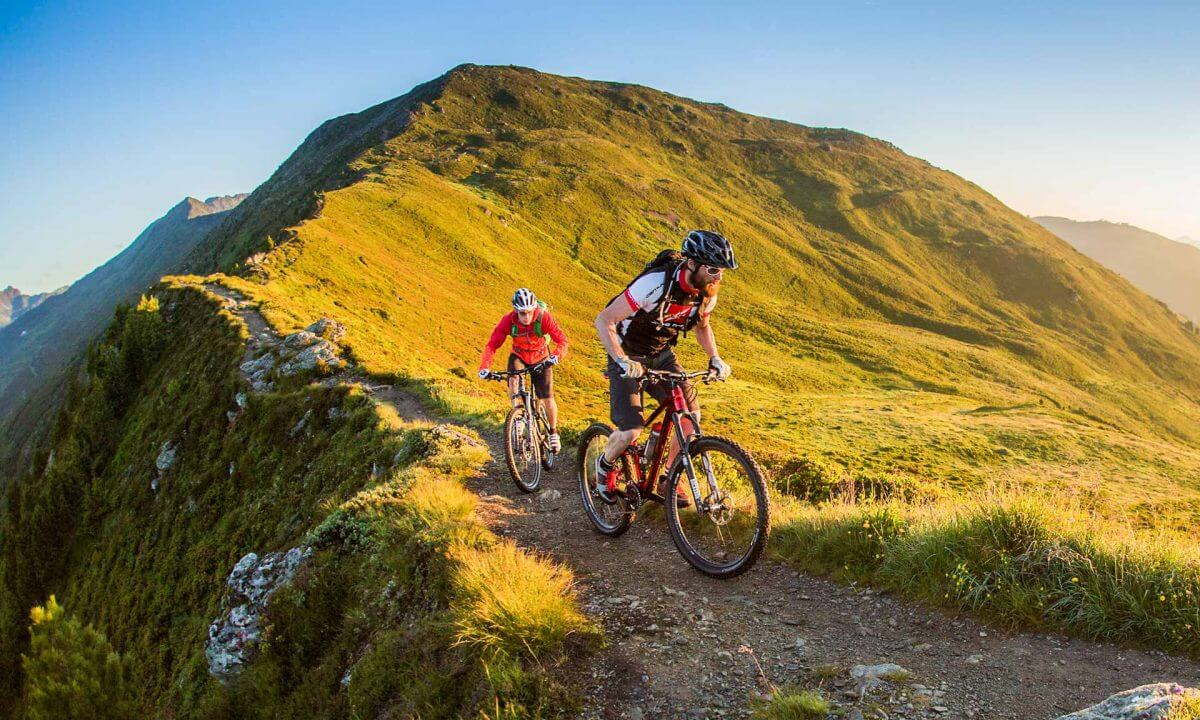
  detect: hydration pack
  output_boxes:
[511,300,550,338]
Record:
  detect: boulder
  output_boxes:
[279,340,346,377]
[1055,684,1197,720]
[306,318,347,344]
[239,352,276,376]
[281,330,320,352]
[206,546,312,682]
[155,441,177,472]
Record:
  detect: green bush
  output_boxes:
[21,596,136,720]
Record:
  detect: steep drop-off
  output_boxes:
[0,194,246,480]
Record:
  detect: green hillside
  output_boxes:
[192,64,1200,520]
[0,195,245,480]
[1035,215,1200,325]
[5,64,1200,716]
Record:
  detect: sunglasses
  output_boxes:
[700,265,725,276]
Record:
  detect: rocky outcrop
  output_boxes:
[234,317,349,390]
[205,547,313,682]
[1055,684,1198,720]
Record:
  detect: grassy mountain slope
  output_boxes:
[1035,216,1200,324]
[0,195,246,480]
[0,284,591,716]
[192,65,1200,519]
[4,64,1200,716]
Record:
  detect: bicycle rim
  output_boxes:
[505,407,541,493]
[666,436,770,578]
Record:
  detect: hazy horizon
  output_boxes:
[2,1,1196,294]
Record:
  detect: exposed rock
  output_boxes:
[155,441,177,472]
[281,330,320,352]
[306,317,347,344]
[278,340,346,376]
[206,546,313,681]
[1055,684,1197,720]
[239,352,276,376]
[289,409,313,438]
[851,662,910,695]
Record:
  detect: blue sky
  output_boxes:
[1,0,1197,292]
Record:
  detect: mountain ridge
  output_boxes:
[4,63,1200,718]
[0,193,246,478]
[1034,215,1200,325]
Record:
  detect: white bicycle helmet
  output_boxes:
[512,287,538,311]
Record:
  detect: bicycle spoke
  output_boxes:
[670,443,766,573]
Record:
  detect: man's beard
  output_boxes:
[691,270,720,297]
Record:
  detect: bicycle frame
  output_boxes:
[623,373,717,509]
[491,362,552,449]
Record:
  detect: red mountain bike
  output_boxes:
[578,368,770,578]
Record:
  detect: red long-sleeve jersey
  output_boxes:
[479,309,569,369]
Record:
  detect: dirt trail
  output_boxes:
[206,283,1200,719]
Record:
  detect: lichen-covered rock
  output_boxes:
[206,546,312,681]
[239,352,276,376]
[1055,684,1197,720]
[155,441,177,472]
[281,330,320,352]
[306,317,347,344]
[279,340,346,376]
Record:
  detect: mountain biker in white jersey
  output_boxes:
[593,230,737,505]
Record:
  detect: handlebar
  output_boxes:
[641,368,714,383]
[600,367,721,384]
[483,359,553,380]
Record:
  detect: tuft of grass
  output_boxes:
[750,688,830,719]
[772,488,1200,656]
[1166,692,1200,720]
[452,540,597,662]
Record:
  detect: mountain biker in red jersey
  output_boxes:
[479,288,569,453]
[592,230,736,505]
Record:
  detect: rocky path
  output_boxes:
[206,283,1200,719]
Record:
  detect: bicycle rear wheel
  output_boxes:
[505,406,541,493]
[665,436,770,578]
[578,423,633,537]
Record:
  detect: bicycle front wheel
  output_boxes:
[505,406,541,493]
[665,436,770,578]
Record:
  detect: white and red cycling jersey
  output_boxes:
[617,265,717,358]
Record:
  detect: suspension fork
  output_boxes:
[670,409,712,510]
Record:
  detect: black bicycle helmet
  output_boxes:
[681,230,738,269]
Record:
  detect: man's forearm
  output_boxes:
[595,317,624,361]
[696,323,718,359]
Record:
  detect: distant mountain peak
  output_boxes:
[181,194,249,220]
[0,285,63,327]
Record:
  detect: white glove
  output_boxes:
[479,369,491,380]
[547,354,560,366]
[708,355,731,380]
[616,357,645,379]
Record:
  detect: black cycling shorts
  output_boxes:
[608,349,698,431]
[507,354,553,399]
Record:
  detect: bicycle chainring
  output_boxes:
[622,482,642,510]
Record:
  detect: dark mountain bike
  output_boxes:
[577,368,770,578]
[485,360,557,493]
